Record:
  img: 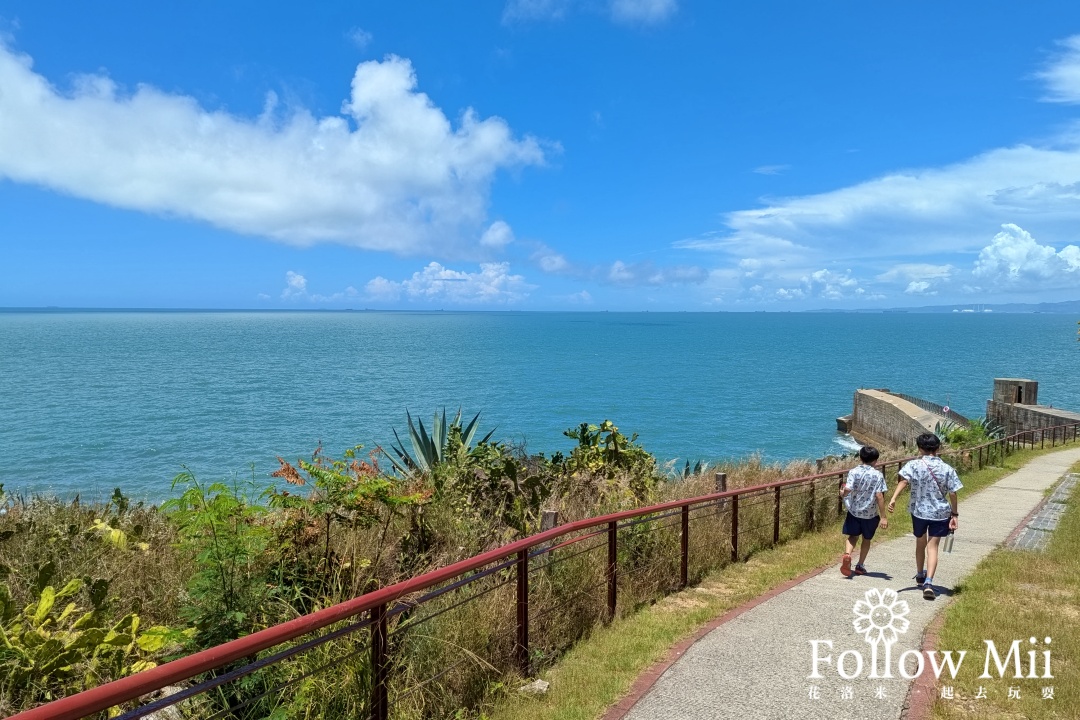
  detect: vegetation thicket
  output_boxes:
[0,410,984,718]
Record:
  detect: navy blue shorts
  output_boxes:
[912,514,951,538]
[842,512,881,540]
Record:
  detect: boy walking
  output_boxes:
[887,432,961,599]
[840,445,888,577]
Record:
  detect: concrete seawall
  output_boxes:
[848,389,943,449]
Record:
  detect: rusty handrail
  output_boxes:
[13,421,1080,720]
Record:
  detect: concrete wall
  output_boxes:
[992,378,1039,406]
[986,400,1080,439]
[986,377,1080,439]
[851,389,939,450]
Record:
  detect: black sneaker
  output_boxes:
[922,584,936,600]
[914,571,927,588]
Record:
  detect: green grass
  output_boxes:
[485,445,1075,720]
[928,461,1080,720]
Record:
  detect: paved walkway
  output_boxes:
[620,447,1080,720]
[1009,473,1077,551]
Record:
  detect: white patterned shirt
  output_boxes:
[899,455,962,521]
[844,464,887,519]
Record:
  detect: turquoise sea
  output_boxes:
[2,311,1077,501]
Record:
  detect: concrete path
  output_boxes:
[620,447,1080,720]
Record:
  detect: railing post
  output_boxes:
[809,480,816,530]
[606,521,617,621]
[773,485,781,545]
[371,604,389,720]
[516,549,529,675]
[680,505,689,588]
[715,472,728,516]
[1041,429,1045,449]
[730,494,739,562]
[977,445,982,470]
[836,472,844,517]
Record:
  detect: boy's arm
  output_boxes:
[840,471,854,498]
[948,491,958,530]
[875,492,889,529]
[887,479,908,513]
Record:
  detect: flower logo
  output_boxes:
[852,588,910,646]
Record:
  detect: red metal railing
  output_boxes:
[13,422,1080,720]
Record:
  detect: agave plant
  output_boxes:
[385,408,495,475]
[935,416,1005,447]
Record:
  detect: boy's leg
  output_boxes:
[841,535,858,576]
[857,537,872,566]
[925,535,942,580]
[915,533,928,577]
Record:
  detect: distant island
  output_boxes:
[812,299,1080,314]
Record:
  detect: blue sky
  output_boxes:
[3,2,1080,310]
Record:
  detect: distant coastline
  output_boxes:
[3,299,1079,315]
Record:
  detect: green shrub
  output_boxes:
[0,576,179,711]
[162,470,275,649]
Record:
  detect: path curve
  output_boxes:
[612,447,1080,720]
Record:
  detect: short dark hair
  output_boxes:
[915,433,941,453]
[859,445,880,464]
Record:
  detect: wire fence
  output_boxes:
[14,422,1080,720]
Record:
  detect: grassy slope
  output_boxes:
[929,462,1080,720]
[486,445,1070,720]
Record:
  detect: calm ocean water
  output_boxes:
[2,311,1077,501]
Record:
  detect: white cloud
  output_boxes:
[0,43,544,256]
[257,293,271,301]
[480,220,515,248]
[278,271,360,302]
[311,286,359,302]
[1037,35,1080,104]
[775,269,870,302]
[972,223,1080,289]
[365,276,402,302]
[876,263,954,283]
[775,287,804,301]
[346,27,373,50]
[606,260,706,286]
[753,164,789,176]
[671,34,1080,304]
[536,251,569,272]
[719,142,1080,258]
[282,271,308,299]
[503,0,675,24]
[365,262,534,304]
[562,290,592,303]
[610,0,677,24]
[608,260,635,283]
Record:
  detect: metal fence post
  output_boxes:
[809,480,816,530]
[773,486,781,545]
[730,494,739,562]
[680,505,689,588]
[715,472,728,516]
[371,604,389,720]
[516,549,529,675]
[836,472,844,517]
[606,521,617,621]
